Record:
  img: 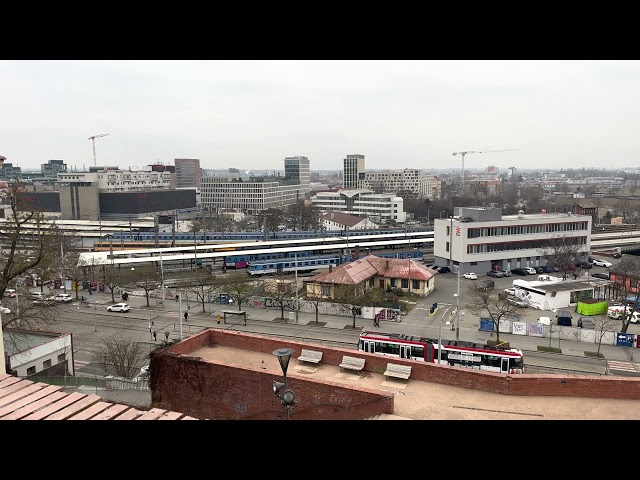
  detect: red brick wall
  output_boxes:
[150,329,640,419]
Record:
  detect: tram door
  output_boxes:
[400,345,412,360]
[501,357,510,373]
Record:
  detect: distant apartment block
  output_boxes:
[200,156,311,214]
[359,169,441,199]
[311,188,406,224]
[175,158,201,188]
[41,160,67,177]
[0,156,21,181]
[343,154,365,189]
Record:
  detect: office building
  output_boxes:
[311,189,406,224]
[359,169,441,199]
[175,158,201,188]
[433,207,592,275]
[284,156,310,195]
[41,160,67,177]
[343,154,365,189]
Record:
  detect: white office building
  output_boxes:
[433,207,592,275]
[343,154,365,189]
[359,169,441,199]
[200,156,311,214]
[311,189,406,224]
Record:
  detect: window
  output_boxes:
[43,359,52,368]
[401,279,409,288]
[27,366,36,375]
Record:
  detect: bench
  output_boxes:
[297,349,323,365]
[383,363,412,383]
[339,355,365,373]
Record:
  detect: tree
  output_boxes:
[256,208,285,236]
[285,200,322,231]
[91,333,148,379]
[180,268,217,313]
[215,271,256,311]
[333,284,385,329]
[465,284,522,344]
[539,234,586,280]
[102,265,137,303]
[590,314,620,356]
[128,265,163,307]
[260,275,297,320]
[305,291,324,324]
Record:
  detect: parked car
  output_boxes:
[578,317,595,329]
[107,303,131,312]
[504,287,516,296]
[501,270,512,277]
[133,365,149,383]
[511,268,529,276]
[0,306,10,314]
[479,280,495,291]
[576,261,592,269]
[30,292,46,301]
[591,259,612,268]
[54,293,73,303]
[613,252,622,259]
[4,288,16,298]
[463,272,478,280]
[556,309,573,326]
[541,265,556,273]
[33,296,55,306]
[486,270,504,278]
[507,297,529,308]
[525,267,537,275]
[437,266,450,273]
[591,272,610,280]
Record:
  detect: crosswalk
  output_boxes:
[74,359,91,371]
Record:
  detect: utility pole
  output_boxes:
[88,133,110,167]
[452,148,519,196]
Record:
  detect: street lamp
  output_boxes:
[453,293,460,340]
[272,347,296,420]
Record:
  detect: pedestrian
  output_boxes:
[89,288,92,295]
[164,331,170,341]
[148,320,152,333]
[152,329,157,341]
[184,311,189,323]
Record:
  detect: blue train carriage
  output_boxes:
[247,254,341,276]
[226,249,315,269]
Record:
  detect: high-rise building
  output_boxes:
[175,158,201,188]
[41,160,67,177]
[284,156,310,195]
[343,154,365,189]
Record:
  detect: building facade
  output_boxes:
[343,154,365,189]
[311,189,406,224]
[200,157,311,214]
[175,158,201,188]
[433,207,592,275]
[359,169,441,199]
[41,160,67,177]
[321,211,379,230]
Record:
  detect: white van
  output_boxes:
[538,275,561,282]
[607,305,640,323]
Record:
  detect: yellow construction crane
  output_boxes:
[89,133,110,167]
[452,148,519,194]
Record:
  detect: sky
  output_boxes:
[2,60,640,173]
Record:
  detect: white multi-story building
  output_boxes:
[359,169,441,199]
[433,207,592,274]
[311,189,406,224]
[58,168,175,193]
[200,156,311,214]
[343,154,365,189]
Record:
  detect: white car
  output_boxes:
[504,287,516,296]
[4,288,16,298]
[525,267,537,275]
[463,272,478,280]
[54,293,73,303]
[107,303,131,312]
[0,306,10,314]
[591,259,612,268]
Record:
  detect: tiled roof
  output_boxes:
[0,374,196,420]
[321,211,367,228]
[306,255,434,284]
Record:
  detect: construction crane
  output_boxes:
[452,148,519,195]
[89,133,110,167]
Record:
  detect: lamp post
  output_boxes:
[272,347,296,420]
[453,293,460,340]
[159,254,165,310]
[294,254,299,322]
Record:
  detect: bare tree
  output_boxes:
[91,333,148,379]
[465,284,521,344]
[215,271,256,311]
[128,264,163,307]
[590,314,621,356]
[180,268,217,313]
[333,284,385,329]
[539,234,586,280]
[259,275,297,320]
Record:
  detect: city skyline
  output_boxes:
[2,60,640,172]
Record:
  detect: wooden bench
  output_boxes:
[339,355,365,373]
[297,349,323,365]
[383,363,412,382]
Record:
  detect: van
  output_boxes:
[479,280,494,291]
[556,309,573,326]
[30,292,45,301]
[538,275,561,282]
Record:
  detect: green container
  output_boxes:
[576,300,608,316]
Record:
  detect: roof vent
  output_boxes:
[517,210,525,219]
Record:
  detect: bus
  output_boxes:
[358,331,525,374]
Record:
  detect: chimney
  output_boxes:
[354,245,360,261]
[386,260,389,271]
[329,265,333,273]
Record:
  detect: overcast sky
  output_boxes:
[2,60,639,173]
